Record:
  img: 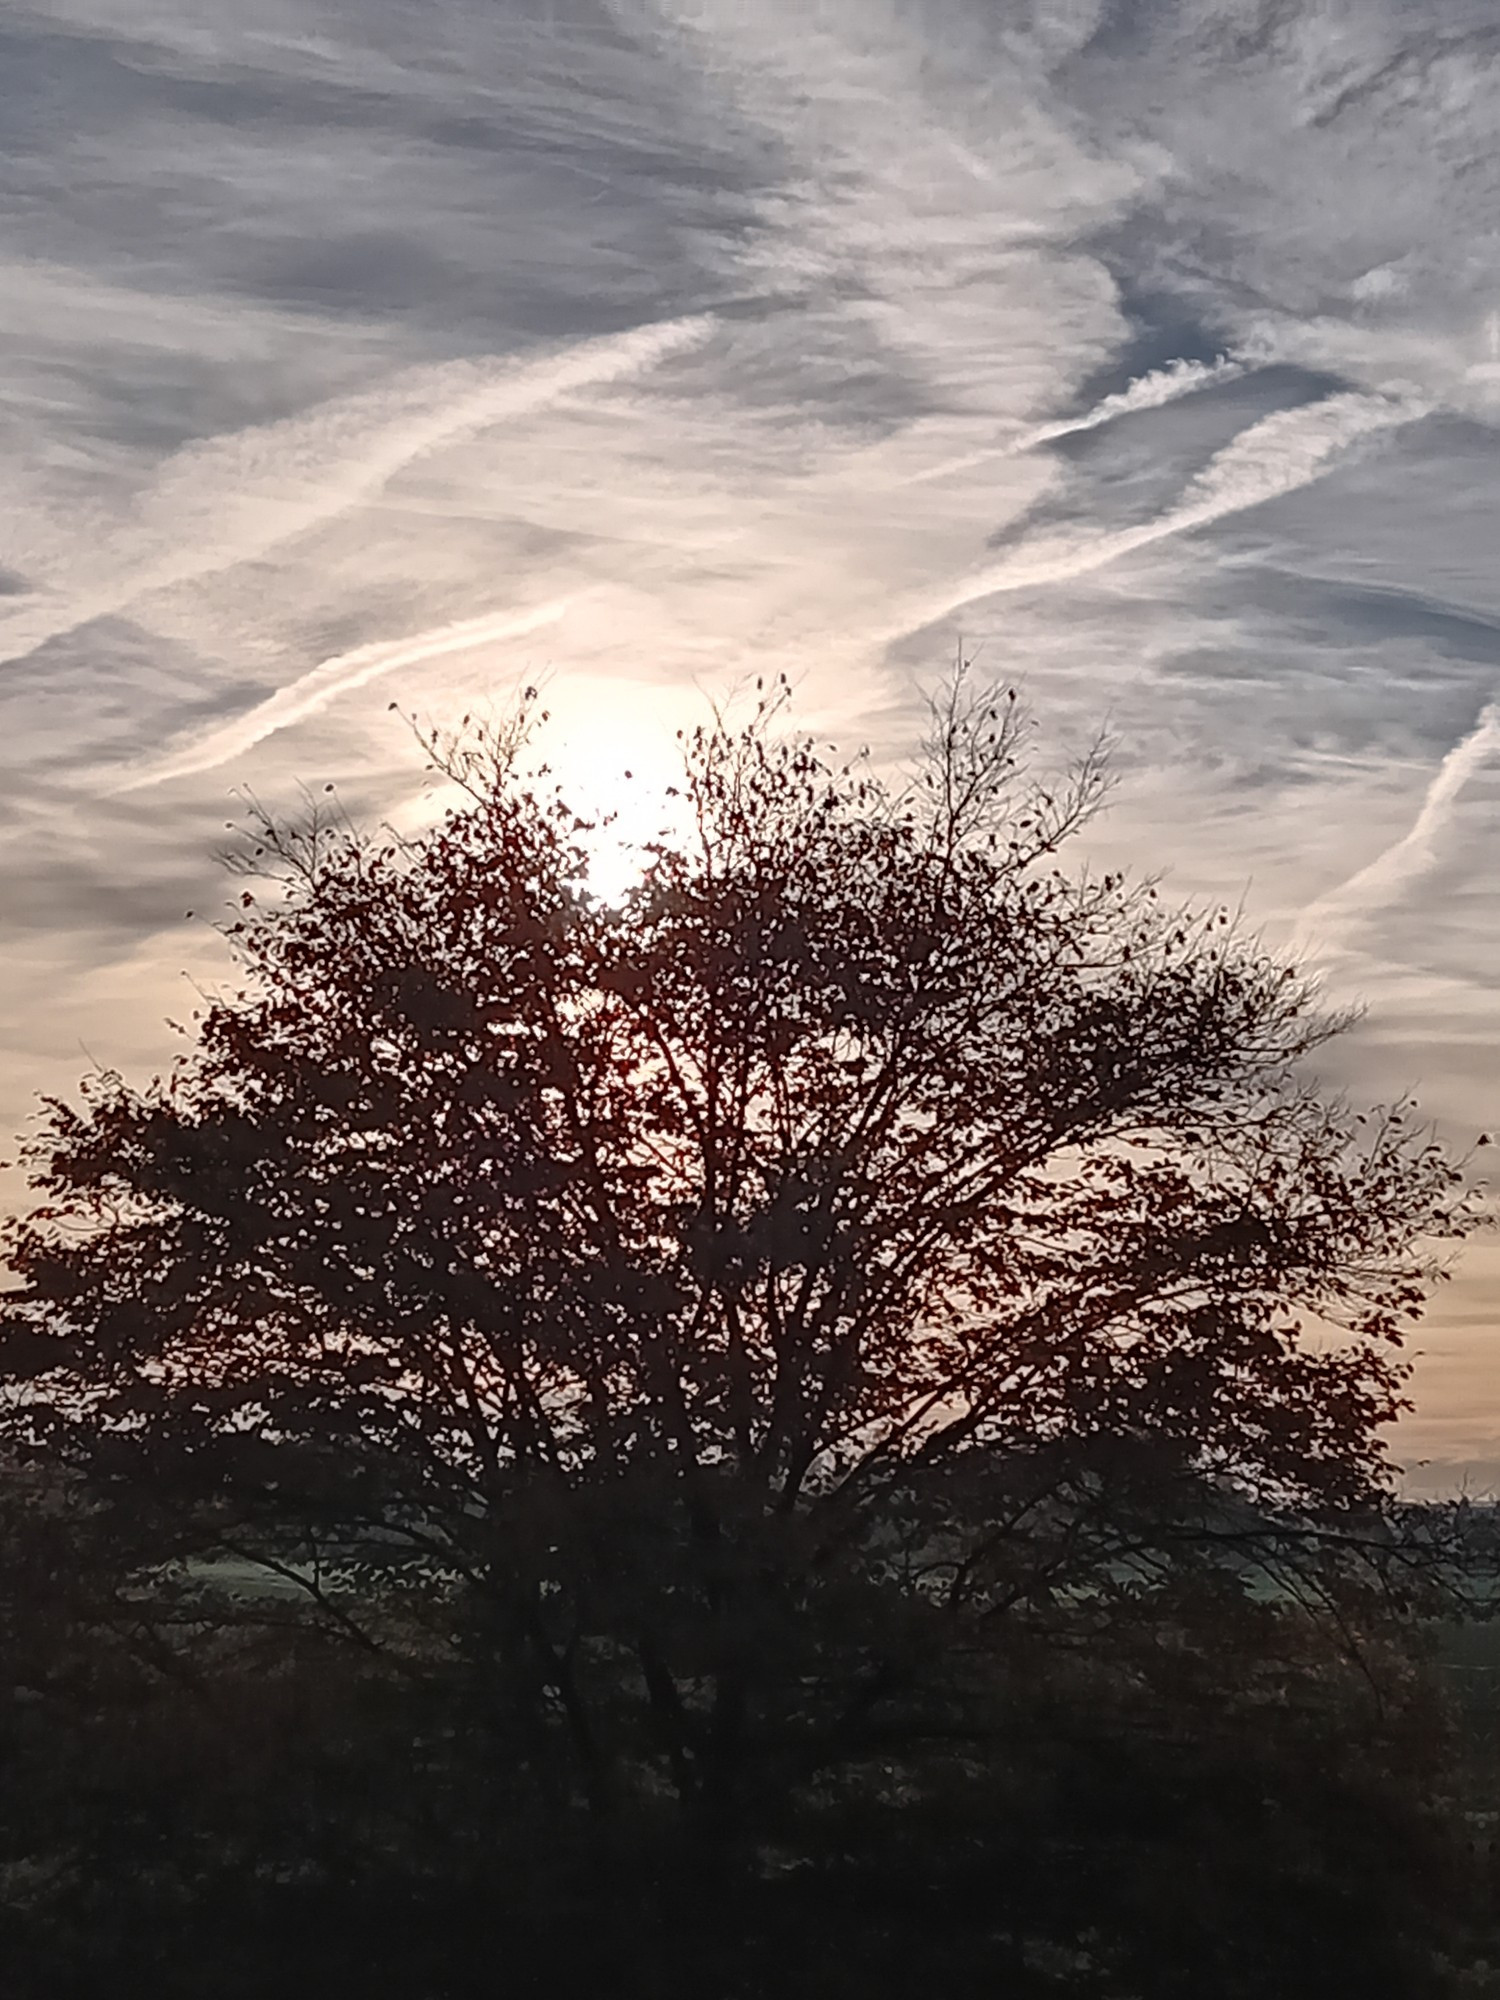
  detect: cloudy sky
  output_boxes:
[3,0,1498,1481]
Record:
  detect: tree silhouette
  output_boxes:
[0,677,1477,1908]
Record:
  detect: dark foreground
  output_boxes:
[7,1587,1500,2000]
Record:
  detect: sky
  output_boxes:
[2,0,1498,1485]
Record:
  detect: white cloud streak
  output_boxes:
[114,600,572,793]
[1293,702,1500,951]
[905,353,1249,487]
[0,314,712,670]
[927,389,1422,620]
[1021,354,1249,447]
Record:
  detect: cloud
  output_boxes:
[114,600,573,792]
[0,313,713,671]
[1293,701,1500,951]
[925,388,1422,618]
[1021,353,1250,447]
[905,352,1250,487]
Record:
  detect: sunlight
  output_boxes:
[535,673,703,905]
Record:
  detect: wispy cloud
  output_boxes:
[114,601,573,793]
[906,353,1250,487]
[1022,354,1249,447]
[929,389,1422,617]
[0,315,712,671]
[1293,701,1500,951]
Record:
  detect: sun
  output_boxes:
[538,673,702,905]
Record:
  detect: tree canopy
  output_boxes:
[0,678,1482,1989]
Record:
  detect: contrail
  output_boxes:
[0,314,713,670]
[925,388,1421,618]
[907,354,1247,487]
[1021,354,1248,448]
[1292,702,1500,952]
[114,601,570,793]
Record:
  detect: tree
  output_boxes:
[0,676,1478,1924]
